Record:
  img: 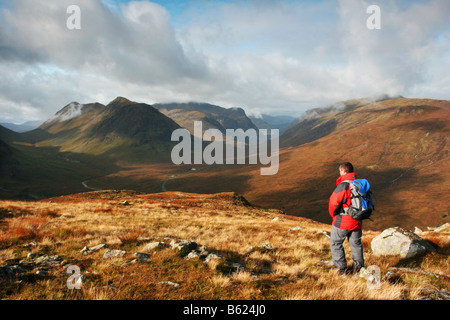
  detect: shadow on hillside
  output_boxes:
[0,144,122,200]
[254,166,444,231]
[394,119,447,132]
[162,164,253,195]
[95,175,167,194]
[281,118,338,148]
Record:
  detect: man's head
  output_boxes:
[339,162,354,176]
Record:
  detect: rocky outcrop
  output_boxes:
[0,265,27,283]
[141,241,167,252]
[371,227,436,258]
[80,243,109,254]
[103,249,126,259]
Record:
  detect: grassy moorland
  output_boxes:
[0,190,448,300]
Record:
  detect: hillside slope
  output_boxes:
[0,191,448,300]
[154,102,257,136]
[0,97,182,199]
[163,98,450,231]
[31,97,181,162]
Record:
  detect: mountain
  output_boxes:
[0,122,118,200]
[153,102,257,136]
[0,123,26,143]
[281,96,402,148]
[0,120,42,133]
[2,96,449,231]
[160,98,450,231]
[29,97,181,162]
[0,97,184,199]
[249,114,296,134]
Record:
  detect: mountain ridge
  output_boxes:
[162,97,450,231]
[0,96,449,231]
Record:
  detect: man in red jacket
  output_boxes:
[328,162,364,275]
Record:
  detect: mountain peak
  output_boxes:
[107,96,134,107]
[45,102,84,123]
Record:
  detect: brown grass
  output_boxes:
[0,190,448,300]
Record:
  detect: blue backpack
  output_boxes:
[345,179,374,221]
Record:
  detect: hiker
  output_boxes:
[328,162,364,275]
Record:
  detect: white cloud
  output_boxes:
[0,0,448,123]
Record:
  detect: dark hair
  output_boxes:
[339,162,354,173]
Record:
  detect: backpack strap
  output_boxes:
[340,180,355,215]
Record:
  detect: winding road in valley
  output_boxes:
[82,179,102,191]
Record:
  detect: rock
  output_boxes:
[433,222,450,232]
[36,269,48,275]
[417,288,450,300]
[23,241,38,248]
[318,231,331,239]
[120,200,129,205]
[80,243,109,254]
[0,265,27,283]
[170,239,198,258]
[224,260,245,272]
[33,255,62,267]
[142,241,166,252]
[90,243,109,251]
[184,245,211,260]
[137,236,151,241]
[80,246,89,254]
[259,242,273,251]
[246,242,274,255]
[414,227,424,235]
[204,253,222,264]
[134,252,150,262]
[197,245,209,257]
[290,226,303,231]
[371,227,436,258]
[185,251,201,260]
[103,249,126,259]
[169,239,198,251]
[157,281,179,287]
[27,252,39,259]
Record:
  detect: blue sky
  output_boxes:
[0,0,449,123]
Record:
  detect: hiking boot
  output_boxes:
[352,262,363,274]
[335,267,351,277]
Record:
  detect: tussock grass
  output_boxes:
[0,190,448,300]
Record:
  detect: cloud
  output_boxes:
[335,0,450,99]
[0,0,449,123]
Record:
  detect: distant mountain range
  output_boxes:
[153,102,258,136]
[0,97,262,198]
[1,95,449,231]
[161,97,450,230]
[0,120,42,133]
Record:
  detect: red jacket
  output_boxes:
[328,172,362,231]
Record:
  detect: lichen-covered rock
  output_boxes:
[371,227,435,258]
[103,249,126,259]
[141,242,167,252]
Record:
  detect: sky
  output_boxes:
[0,0,449,123]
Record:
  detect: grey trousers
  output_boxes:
[330,225,364,271]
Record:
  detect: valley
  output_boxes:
[1,96,449,231]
